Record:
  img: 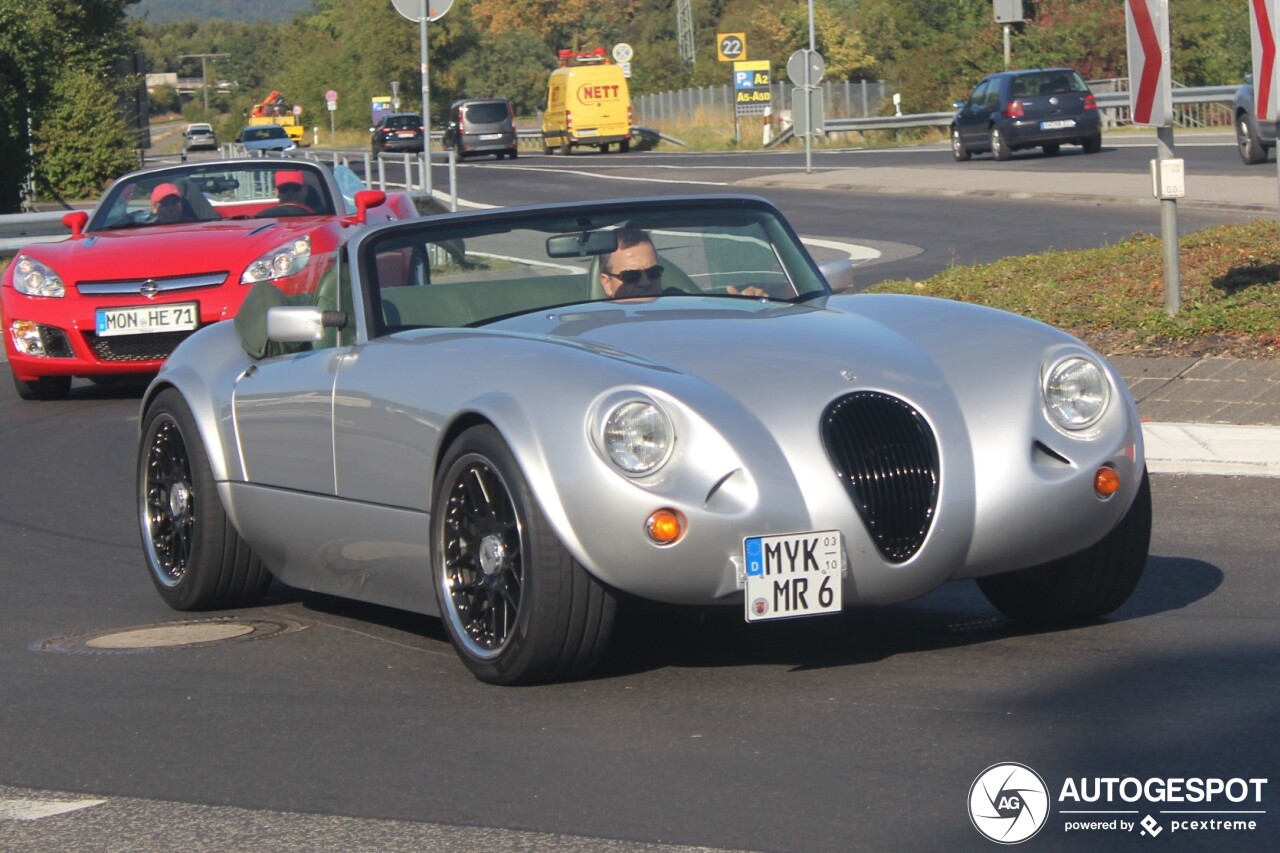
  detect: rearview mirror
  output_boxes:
[546,230,618,258]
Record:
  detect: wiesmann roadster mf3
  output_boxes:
[136,194,1150,684]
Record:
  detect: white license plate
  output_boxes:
[396,131,415,137]
[743,530,843,622]
[1040,119,1076,130]
[95,302,198,337]
[479,133,503,140]
[577,128,598,137]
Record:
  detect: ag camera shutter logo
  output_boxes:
[969,763,1050,844]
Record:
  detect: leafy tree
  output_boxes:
[34,69,140,202]
[0,0,141,211]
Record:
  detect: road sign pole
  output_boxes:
[804,0,815,174]
[419,0,431,199]
[1156,126,1181,316]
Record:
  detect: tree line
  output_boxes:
[0,0,1254,211]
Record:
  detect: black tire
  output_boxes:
[454,141,466,161]
[600,142,610,153]
[1082,131,1102,154]
[138,388,272,611]
[509,149,519,160]
[559,139,571,156]
[951,127,970,162]
[978,469,1152,625]
[990,126,1011,161]
[1237,112,1267,164]
[1042,143,1060,156]
[432,425,616,685]
[12,371,71,401]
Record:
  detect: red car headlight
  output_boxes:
[241,236,312,285]
[11,255,66,298]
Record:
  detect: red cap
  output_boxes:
[151,183,180,205]
[275,169,305,188]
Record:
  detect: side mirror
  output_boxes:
[818,257,858,294]
[952,100,965,110]
[346,189,387,225]
[62,210,89,240]
[267,305,345,343]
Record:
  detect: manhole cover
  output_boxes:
[36,617,311,655]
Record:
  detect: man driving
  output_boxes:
[599,228,767,299]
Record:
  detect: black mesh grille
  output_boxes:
[821,392,939,563]
[88,330,194,362]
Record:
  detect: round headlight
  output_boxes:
[603,401,674,475]
[1044,356,1110,430]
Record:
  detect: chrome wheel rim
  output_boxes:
[439,456,524,659]
[1239,119,1252,154]
[951,130,962,155]
[141,416,194,587]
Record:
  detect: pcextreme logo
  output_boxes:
[969,764,1270,844]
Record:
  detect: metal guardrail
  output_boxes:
[814,86,1238,135]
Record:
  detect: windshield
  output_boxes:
[361,198,829,335]
[91,162,337,230]
[463,102,509,124]
[245,127,286,141]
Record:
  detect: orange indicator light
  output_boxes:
[1094,466,1121,497]
[645,509,683,544]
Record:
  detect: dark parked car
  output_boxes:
[1233,77,1276,164]
[441,98,518,160]
[371,113,425,156]
[951,68,1101,162]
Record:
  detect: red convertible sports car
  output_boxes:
[2,157,417,400]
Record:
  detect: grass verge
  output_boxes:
[867,220,1280,359]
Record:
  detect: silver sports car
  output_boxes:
[137,195,1150,684]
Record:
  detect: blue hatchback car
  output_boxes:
[951,68,1101,162]
[236,124,297,154]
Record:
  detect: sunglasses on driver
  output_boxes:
[607,264,664,286]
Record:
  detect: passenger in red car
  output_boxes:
[150,183,194,224]
[275,170,316,213]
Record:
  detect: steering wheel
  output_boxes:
[258,203,314,218]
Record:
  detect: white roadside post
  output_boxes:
[1126,0,1179,316]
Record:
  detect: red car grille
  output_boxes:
[88,330,195,362]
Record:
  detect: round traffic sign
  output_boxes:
[718,33,746,62]
[291,104,303,116]
[612,42,633,63]
[391,0,454,22]
[325,89,338,103]
[787,49,825,86]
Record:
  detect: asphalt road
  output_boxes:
[2,144,1277,851]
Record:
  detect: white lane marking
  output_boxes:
[801,236,880,262]
[0,798,107,820]
[487,164,731,187]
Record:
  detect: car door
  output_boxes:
[957,80,991,146]
[232,261,352,496]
